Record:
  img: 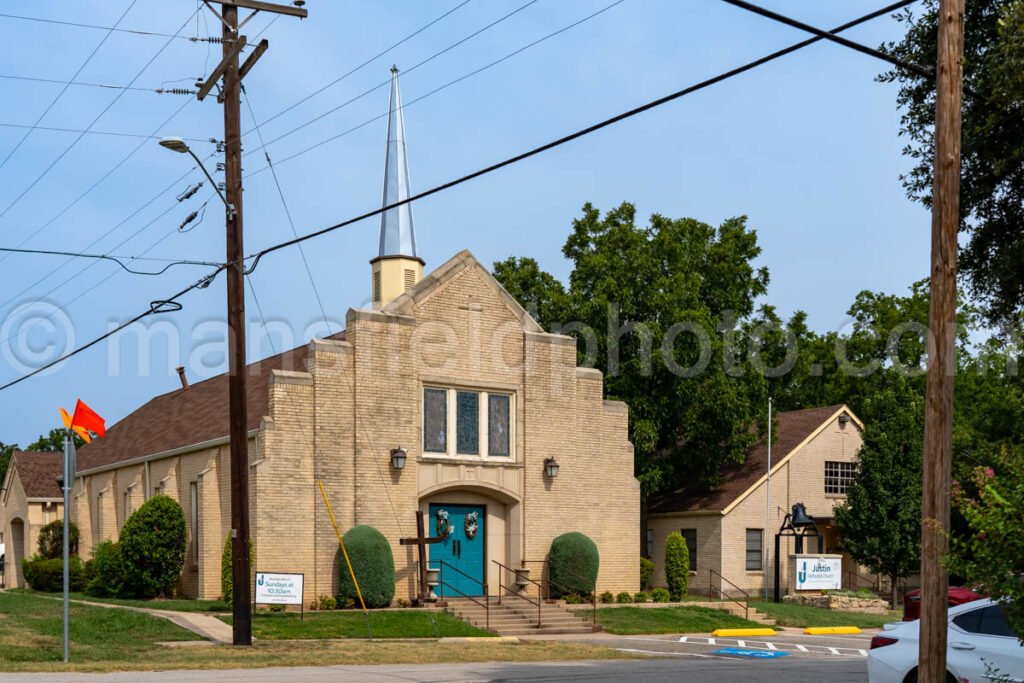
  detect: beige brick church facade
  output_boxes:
[67,68,639,603]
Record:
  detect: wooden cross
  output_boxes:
[399,512,444,603]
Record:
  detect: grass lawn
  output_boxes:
[9,588,229,613]
[749,600,901,629]
[0,590,202,666]
[595,605,769,635]
[221,610,494,639]
[0,593,630,673]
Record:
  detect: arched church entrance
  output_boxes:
[419,486,521,599]
[9,518,24,589]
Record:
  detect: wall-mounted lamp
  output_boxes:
[390,447,408,471]
[543,457,560,479]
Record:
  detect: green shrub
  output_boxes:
[86,540,129,597]
[640,556,654,591]
[269,604,286,613]
[319,595,337,610]
[36,520,79,559]
[548,532,599,599]
[563,593,582,604]
[600,591,615,604]
[634,591,650,603]
[221,537,254,604]
[336,525,395,609]
[650,587,671,603]
[119,495,187,598]
[21,556,86,592]
[665,532,690,601]
[616,591,632,604]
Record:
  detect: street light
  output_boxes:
[158,137,234,218]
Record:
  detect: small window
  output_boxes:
[646,528,654,558]
[488,394,511,456]
[423,388,447,453]
[372,270,382,303]
[456,391,480,455]
[745,529,763,571]
[680,529,697,571]
[124,492,132,521]
[404,269,416,292]
[825,461,856,495]
[190,482,199,563]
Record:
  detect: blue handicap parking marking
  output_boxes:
[712,647,790,659]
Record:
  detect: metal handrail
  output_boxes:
[709,568,749,620]
[434,560,490,632]
[845,569,877,593]
[493,560,543,627]
[522,559,598,631]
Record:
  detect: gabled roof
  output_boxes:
[75,331,345,474]
[10,450,62,499]
[649,404,858,515]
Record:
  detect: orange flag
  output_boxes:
[72,400,106,439]
[59,406,92,444]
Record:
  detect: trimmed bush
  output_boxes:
[37,520,79,559]
[86,540,129,597]
[21,556,86,592]
[120,495,187,598]
[600,591,615,604]
[665,531,690,601]
[548,532,599,599]
[336,525,395,609]
[616,591,632,604]
[651,587,671,603]
[640,557,654,591]
[221,537,254,604]
[633,591,650,603]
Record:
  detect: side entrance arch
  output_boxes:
[8,518,24,589]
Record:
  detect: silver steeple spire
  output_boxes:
[378,65,417,258]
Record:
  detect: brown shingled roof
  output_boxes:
[649,404,847,514]
[11,450,63,499]
[75,332,344,473]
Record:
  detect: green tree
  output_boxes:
[36,520,79,559]
[495,202,770,493]
[948,448,1024,640]
[834,391,925,606]
[119,496,188,598]
[0,441,16,488]
[664,532,690,600]
[883,0,1024,325]
[26,428,84,453]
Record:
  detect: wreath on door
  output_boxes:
[464,511,479,540]
[435,509,453,539]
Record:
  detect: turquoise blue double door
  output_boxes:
[429,504,486,597]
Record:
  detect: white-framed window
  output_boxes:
[190,482,199,563]
[745,528,764,571]
[824,460,856,495]
[423,386,514,458]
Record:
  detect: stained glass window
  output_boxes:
[488,394,510,456]
[456,391,479,455]
[423,388,447,453]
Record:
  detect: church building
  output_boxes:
[68,67,639,603]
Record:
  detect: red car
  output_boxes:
[902,586,984,621]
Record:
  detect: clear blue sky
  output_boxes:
[0,0,930,446]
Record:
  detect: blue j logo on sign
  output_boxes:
[798,561,807,584]
[257,575,264,587]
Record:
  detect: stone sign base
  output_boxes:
[783,593,889,614]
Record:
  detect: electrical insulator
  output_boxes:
[156,88,197,96]
[176,182,204,202]
[179,210,199,231]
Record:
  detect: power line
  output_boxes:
[0,72,199,94]
[245,0,628,176]
[0,121,207,142]
[245,0,915,265]
[243,88,333,334]
[251,0,475,132]
[245,0,537,159]
[0,246,220,275]
[0,1,138,174]
[0,1,914,396]
[0,5,202,220]
[0,10,217,41]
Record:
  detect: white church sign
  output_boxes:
[255,572,304,605]
[795,557,842,591]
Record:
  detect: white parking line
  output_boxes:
[616,648,739,660]
[796,644,809,652]
[662,636,869,658]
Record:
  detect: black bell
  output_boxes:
[790,503,815,528]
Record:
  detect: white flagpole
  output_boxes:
[62,430,74,663]
[765,397,772,601]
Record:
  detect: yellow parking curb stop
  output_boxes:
[711,628,777,637]
[803,626,862,635]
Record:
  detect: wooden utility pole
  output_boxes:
[198,0,307,647]
[919,0,964,678]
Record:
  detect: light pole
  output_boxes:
[158,137,234,219]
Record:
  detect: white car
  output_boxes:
[868,598,1023,682]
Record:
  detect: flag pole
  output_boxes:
[62,430,73,663]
